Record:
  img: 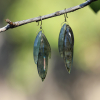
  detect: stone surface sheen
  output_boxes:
[34,31,51,81]
[58,23,74,74]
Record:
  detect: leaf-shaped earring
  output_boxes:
[33,17,51,81]
[58,12,74,74]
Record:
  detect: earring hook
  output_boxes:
[64,8,68,22]
[37,16,42,29]
[61,8,69,26]
[40,16,42,29]
[36,16,44,35]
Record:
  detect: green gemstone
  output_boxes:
[34,31,51,81]
[58,23,74,74]
[33,31,42,64]
[58,23,66,57]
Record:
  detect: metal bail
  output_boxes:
[40,16,42,29]
[64,8,68,22]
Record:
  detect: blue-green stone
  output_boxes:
[34,31,42,64]
[34,31,51,81]
[58,23,66,57]
[58,23,74,74]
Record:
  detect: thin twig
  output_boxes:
[0,0,97,33]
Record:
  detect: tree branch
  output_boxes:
[0,0,97,33]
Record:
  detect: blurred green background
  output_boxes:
[0,0,100,100]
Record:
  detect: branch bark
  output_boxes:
[0,0,97,33]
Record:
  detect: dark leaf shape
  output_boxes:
[58,23,74,74]
[89,0,100,13]
[34,31,51,81]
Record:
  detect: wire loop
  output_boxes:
[40,16,42,29]
[61,8,69,26]
[64,8,68,22]
[37,16,42,29]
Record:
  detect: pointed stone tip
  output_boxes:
[65,64,71,74]
[67,68,71,74]
[68,70,71,74]
[41,78,45,82]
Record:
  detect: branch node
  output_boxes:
[55,11,60,16]
[5,19,13,25]
[5,19,17,28]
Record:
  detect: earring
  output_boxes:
[33,17,51,81]
[58,11,74,74]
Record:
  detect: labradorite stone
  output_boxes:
[58,23,74,74]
